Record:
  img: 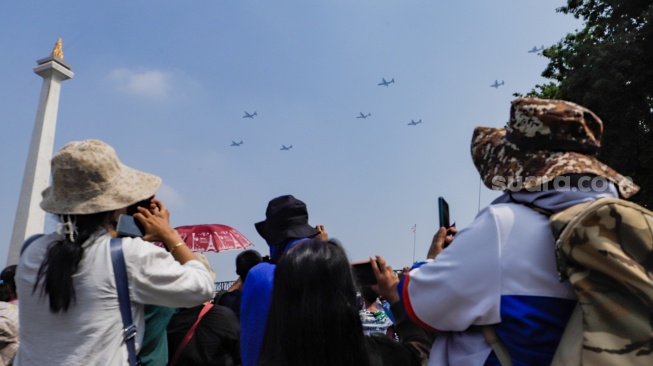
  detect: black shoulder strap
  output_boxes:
[110,238,139,366]
[507,192,553,217]
[20,234,45,256]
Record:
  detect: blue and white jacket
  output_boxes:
[400,186,618,366]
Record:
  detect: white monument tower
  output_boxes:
[7,39,74,265]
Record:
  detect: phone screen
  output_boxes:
[116,214,144,238]
[438,197,450,229]
[352,261,377,286]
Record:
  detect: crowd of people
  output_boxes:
[0,97,645,365]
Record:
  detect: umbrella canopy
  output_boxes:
[160,224,254,253]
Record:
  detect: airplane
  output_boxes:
[378,77,395,86]
[407,119,422,126]
[357,112,371,119]
[491,80,505,89]
[280,145,293,151]
[230,140,243,146]
[528,45,545,53]
[243,111,257,119]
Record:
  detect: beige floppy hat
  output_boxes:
[40,139,162,215]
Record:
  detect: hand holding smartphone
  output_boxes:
[352,260,377,286]
[116,214,144,237]
[438,196,456,246]
[116,196,154,238]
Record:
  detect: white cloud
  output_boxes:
[156,182,185,208]
[194,151,225,171]
[109,68,172,98]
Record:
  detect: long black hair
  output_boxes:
[258,239,370,366]
[34,211,114,313]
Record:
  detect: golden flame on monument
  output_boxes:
[51,38,63,60]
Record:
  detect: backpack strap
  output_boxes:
[20,234,45,256]
[110,238,139,366]
[549,201,593,239]
[481,325,513,366]
[479,198,594,365]
[549,201,594,282]
[169,303,214,366]
[551,304,582,366]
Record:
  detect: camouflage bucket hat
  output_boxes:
[471,98,639,198]
[40,139,162,215]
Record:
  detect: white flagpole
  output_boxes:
[412,224,416,263]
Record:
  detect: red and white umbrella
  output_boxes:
[157,224,254,253]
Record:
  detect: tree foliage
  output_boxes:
[527,1,653,207]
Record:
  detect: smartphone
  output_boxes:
[125,196,153,235]
[438,196,450,229]
[116,214,144,238]
[352,260,377,286]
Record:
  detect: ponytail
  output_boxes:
[34,211,114,313]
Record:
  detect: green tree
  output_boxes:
[525,1,653,207]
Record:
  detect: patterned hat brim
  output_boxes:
[471,126,639,198]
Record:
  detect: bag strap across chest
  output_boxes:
[110,238,140,366]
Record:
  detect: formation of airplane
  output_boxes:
[232,43,535,149]
[491,80,505,89]
[378,77,395,87]
[528,45,544,53]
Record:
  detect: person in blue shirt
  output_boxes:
[239,195,327,366]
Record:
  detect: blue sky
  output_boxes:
[1,1,581,281]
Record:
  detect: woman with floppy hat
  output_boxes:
[15,139,215,365]
[377,98,639,365]
[240,195,327,366]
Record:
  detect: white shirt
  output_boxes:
[15,233,215,366]
[403,187,618,366]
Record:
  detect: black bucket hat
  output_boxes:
[255,195,320,245]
